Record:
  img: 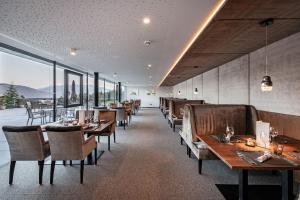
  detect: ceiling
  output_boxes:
[160,0,300,86]
[0,0,220,86]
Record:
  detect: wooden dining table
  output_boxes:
[197,135,300,200]
[42,120,114,165]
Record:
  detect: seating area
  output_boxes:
[1,101,141,185]
[1,1,300,200]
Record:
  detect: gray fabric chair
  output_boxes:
[45,126,97,184]
[2,125,50,185]
[115,108,128,130]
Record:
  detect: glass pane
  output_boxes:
[99,79,105,106]
[83,73,88,109]
[0,50,53,164]
[121,86,126,102]
[88,76,94,108]
[105,81,115,105]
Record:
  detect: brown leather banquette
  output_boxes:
[168,99,205,132]
[181,104,258,174]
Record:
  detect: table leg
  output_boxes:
[87,133,93,165]
[239,169,248,200]
[282,170,293,200]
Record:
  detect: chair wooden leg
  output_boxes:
[98,136,100,142]
[94,147,97,165]
[113,131,116,143]
[63,160,66,166]
[9,161,16,185]
[70,160,72,166]
[198,159,202,174]
[31,119,33,125]
[50,161,55,184]
[108,135,111,151]
[180,137,183,145]
[123,121,126,130]
[80,160,84,184]
[26,118,29,125]
[173,124,175,132]
[186,145,189,155]
[188,147,191,158]
[38,160,44,185]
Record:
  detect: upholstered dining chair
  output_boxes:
[98,110,116,150]
[115,108,128,130]
[2,125,50,185]
[45,126,97,184]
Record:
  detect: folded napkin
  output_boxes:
[193,142,208,149]
[255,151,272,163]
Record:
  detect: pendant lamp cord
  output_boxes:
[265,25,268,76]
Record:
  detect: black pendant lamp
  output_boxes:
[194,88,198,94]
[260,18,273,92]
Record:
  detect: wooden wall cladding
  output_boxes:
[161,0,300,86]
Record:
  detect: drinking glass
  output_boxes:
[225,125,234,143]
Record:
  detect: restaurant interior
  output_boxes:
[0,0,300,200]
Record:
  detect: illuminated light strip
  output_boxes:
[159,0,227,86]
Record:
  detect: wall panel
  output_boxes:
[203,68,219,104]
[219,55,249,104]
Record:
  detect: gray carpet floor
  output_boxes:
[0,108,282,200]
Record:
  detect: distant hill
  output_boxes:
[38,85,105,97]
[0,83,51,99]
[0,83,109,99]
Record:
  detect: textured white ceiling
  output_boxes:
[0,0,219,86]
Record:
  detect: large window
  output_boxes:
[121,86,126,102]
[88,76,94,108]
[0,51,53,110]
[105,81,115,105]
[99,79,105,106]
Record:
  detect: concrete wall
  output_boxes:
[127,86,172,107]
[172,31,300,116]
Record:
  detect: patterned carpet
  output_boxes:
[0,108,284,200]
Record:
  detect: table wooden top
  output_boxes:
[41,120,114,134]
[198,135,300,170]
[84,121,114,134]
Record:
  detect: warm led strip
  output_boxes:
[159,0,227,86]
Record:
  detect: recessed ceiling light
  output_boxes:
[148,64,152,68]
[143,17,150,24]
[70,48,78,56]
[144,40,151,46]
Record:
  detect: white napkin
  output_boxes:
[193,142,208,150]
[256,151,272,163]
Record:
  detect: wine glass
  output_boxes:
[225,125,234,143]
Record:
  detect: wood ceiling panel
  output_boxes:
[161,0,300,86]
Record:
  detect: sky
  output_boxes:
[0,51,114,90]
[0,51,62,89]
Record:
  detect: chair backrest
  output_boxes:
[169,99,205,119]
[75,110,94,120]
[45,126,84,160]
[2,126,47,161]
[115,108,127,121]
[183,104,258,142]
[98,110,116,132]
[25,101,32,108]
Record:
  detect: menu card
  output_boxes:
[78,110,85,124]
[256,121,270,148]
[93,109,99,122]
